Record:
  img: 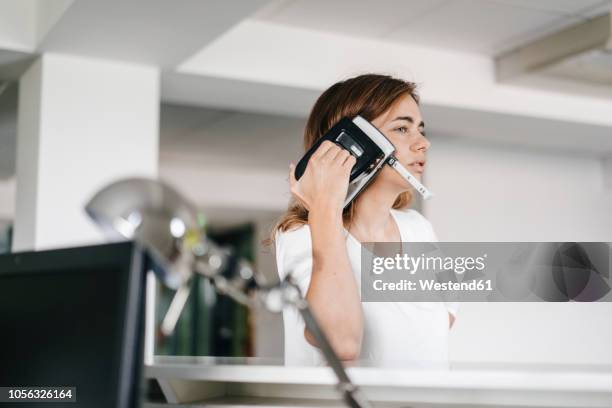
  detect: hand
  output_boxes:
[288,140,357,212]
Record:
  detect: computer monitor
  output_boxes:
[0,241,147,408]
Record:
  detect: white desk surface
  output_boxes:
[146,357,612,407]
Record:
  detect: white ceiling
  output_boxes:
[34,0,268,67]
[159,104,305,171]
[1,0,612,181]
[255,0,612,55]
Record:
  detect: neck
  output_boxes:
[349,180,401,237]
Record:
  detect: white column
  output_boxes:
[13,53,159,251]
[603,157,612,191]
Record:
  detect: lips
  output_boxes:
[407,160,426,173]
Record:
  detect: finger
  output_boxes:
[319,143,341,163]
[288,162,297,186]
[289,162,297,183]
[333,149,351,164]
[343,154,357,169]
[312,140,336,161]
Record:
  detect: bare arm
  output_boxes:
[304,204,363,360]
[288,140,363,360]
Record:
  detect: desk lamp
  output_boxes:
[85,177,371,408]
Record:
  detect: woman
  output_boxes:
[272,74,457,368]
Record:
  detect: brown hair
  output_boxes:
[266,74,419,245]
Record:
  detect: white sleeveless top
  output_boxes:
[275,208,458,368]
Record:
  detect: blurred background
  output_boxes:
[1,0,612,367]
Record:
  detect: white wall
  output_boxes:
[160,132,612,365]
[426,140,612,242]
[159,155,289,212]
[5,101,611,364]
[426,139,612,365]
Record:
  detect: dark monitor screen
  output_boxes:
[0,242,146,408]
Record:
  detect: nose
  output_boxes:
[410,131,430,153]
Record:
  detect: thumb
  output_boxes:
[288,162,297,185]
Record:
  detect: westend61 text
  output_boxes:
[373,279,493,292]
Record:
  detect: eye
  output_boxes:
[395,126,409,134]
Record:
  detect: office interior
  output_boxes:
[1,1,612,407]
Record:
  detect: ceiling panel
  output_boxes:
[488,14,583,55]
[160,104,305,171]
[483,0,608,15]
[385,0,566,54]
[255,0,449,38]
[578,0,612,18]
[253,0,602,56]
[39,0,268,67]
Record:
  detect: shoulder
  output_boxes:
[274,224,313,281]
[275,224,312,266]
[392,208,437,241]
[275,224,311,251]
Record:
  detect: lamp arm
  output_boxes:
[160,245,373,408]
[218,273,373,408]
[280,281,372,408]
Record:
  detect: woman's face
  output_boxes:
[371,93,430,191]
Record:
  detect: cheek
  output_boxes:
[385,133,409,155]
[377,166,397,181]
[393,145,412,162]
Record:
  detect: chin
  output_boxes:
[400,171,422,185]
